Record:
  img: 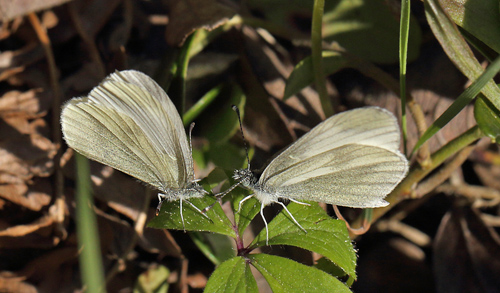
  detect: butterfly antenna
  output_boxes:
[188,122,196,179]
[232,105,251,170]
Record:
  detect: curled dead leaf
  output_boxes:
[165,0,236,46]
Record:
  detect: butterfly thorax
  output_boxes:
[159,183,207,202]
[233,169,279,206]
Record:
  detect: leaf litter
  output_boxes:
[0,0,499,292]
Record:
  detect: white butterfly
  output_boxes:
[61,70,208,227]
[233,107,409,244]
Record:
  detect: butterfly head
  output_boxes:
[233,168,257,188]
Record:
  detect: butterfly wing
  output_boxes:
[259,107,408,208]
[61,70,193,190]
[262,144,407,207]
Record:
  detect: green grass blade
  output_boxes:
[400,0,411,154]
[75,153,106,292]
[413,55,500,153]
[183,84,222,126]
[312,0,334,117]
[425,0,500,109]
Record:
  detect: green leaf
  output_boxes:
[311,0,334,117]
[440,0,500,55]
[284,49,415,107]
[170,33,196,115]
[189,18,241,59]
[284,51,349,100]
[475,94,500,143]
[208,142,249,171]
[133,265,170,293]
[192,146,208,170]
[203,167,233,190]
[248,254,352,293]
[412,54,500,153]
[183,85,223,126]
[148,196,236,238]
[205,256,258,293]
[230,187,261,238]
[200,83,246,145]
[190,232,236,265]
[246,0,421,64]
[425,0,500,110]
[249,202,357,279]
[322,0,422,64]
[314,257,348,278]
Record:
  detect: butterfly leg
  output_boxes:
[180,199,185,232]
[202,181,243,214]
[238,194,254,212]
[156,193,167,216]
[277,201,307,234]
[215,181,242,199]
[185,200,211,221]
[260,203,269,246]
[288,198,310,206]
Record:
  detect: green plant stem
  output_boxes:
[412,54,500,154]
[178,34,195,115]
[75,153,106,292]
[425,0,500,110]
[311,0,334,117]
[168,34,195,115]
[352,125,484,231]
[399,0,411,154]
[183,85,222,126]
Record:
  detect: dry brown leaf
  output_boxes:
[165,0,236,47]
[94,210,136,257]
[0,0,72,22]
[0,231,60,249]
[60,62,109,95]
[237,26,330,166]
[0,16,24,40]
[140,227,182,258]
[90,164,148,220]
[13,246,78,286]
[404,89,474,153]
[0,89,56,211]
[0,90,43,118]
[473,145,500,193]
[243,27,324,122]
[0,212,54,237]
[0,276,37,293]
[186,272,207,289]
[433,204,500,292]
[354,237,433,292]
[0,44,45,82]
[0,178,52,212]
[344,79,475,155]
[0,117,56,177]
[61,149,154,221]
